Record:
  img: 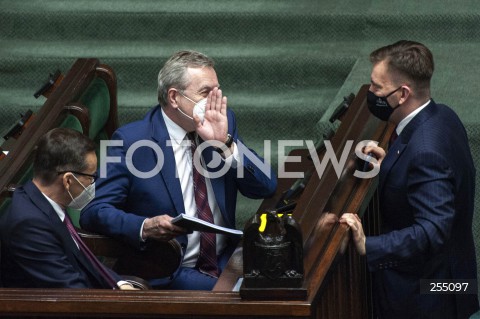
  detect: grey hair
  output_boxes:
[157,50,215,107]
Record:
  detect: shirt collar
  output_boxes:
[41,193,66,222]
[396,99,431,136]
[161,107,189,144]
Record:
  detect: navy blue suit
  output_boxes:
[0,181,118,288]
[80,106,277,288]
[366,101,478,318]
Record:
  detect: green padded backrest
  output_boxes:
[78,77,110,142]
[60,113,84,132]
[74,78,112,228]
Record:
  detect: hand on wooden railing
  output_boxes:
[339,213,366,256]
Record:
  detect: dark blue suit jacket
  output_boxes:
[80,106,277,280]
[366,101,478,318]
[0,181,117,288]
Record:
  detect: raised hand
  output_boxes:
[194,87,228,144]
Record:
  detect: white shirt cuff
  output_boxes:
[140,219,147,242]
[222,142,239,169]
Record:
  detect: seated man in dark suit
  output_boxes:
[0,128,134,289]
[80,50,277,290]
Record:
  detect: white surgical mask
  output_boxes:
[178,92,207,124]
[67,174,95,210]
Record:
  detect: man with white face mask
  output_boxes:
[0,128,134,289]
[81,50,277,290]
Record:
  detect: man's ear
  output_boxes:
[168,88,179,109]
[62,173,73,191]
[400,85,411,104]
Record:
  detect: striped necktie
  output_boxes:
[188,132,219,278]
[64,215,118,289]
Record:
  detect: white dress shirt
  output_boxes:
[43,193,67,222]
[395,99,431,136]
[161,108,236,267]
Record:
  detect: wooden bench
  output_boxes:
[0,66,391,317]
[0,55,393,318]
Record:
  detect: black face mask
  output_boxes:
[367,86,402,121]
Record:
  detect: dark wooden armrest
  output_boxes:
[76,227,125,257]
[77,228,182,280]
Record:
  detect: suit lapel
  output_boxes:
[150,107,186,215]
[379,101,436,192]
[379,143,407,191]
[23,181,108,287]
[24,182,75,251]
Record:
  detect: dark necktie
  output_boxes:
[389,128,398,149]
[188,133,219,278]
[64,215,118,289]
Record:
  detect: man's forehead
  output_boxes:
[371,61,392,87]
[185,67,219,90]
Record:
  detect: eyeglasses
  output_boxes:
[57,171,98,185]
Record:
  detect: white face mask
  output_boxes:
[67,174,95,210]
[178,92,207,124]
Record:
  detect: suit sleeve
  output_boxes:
[228,111,277,199]
[80,130,146,249]
[365,150,455,271]
[7,216,93,288]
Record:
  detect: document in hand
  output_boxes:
[171,214,243,236]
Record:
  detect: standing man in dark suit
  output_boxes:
[341,40,478,318]
[80,50,277,290]
[0,128,133,289]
